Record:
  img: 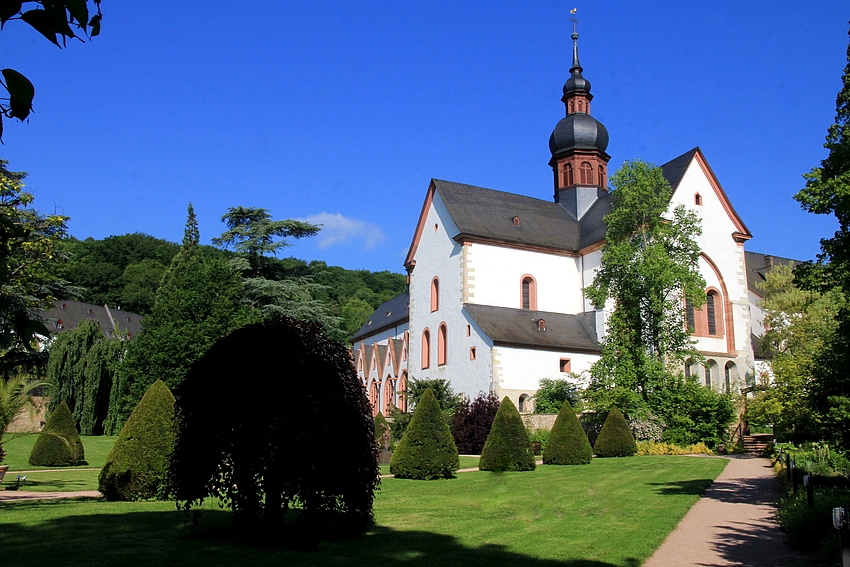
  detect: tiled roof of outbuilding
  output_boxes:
[464,304,599,353]
[745,251,800,297]
[351,292,409,343]
[41,300,144,338]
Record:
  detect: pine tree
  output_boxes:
[29,401,85,466]
[390,388,459,479]
[99,380,175,501]
[543,400,592,465]
[479,397,535,472]
[593,406,637,458]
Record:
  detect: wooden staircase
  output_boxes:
[743,433,774,455]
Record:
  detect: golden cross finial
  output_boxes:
[569,8,579,35]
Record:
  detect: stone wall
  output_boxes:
[5,396,47,433]
[522,413,557,431]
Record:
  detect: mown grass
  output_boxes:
[1,456,727,567]
[2,435,117,491]
[379,454,481,475]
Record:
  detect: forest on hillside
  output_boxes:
[58,233,406,342]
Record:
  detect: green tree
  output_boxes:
[479,397,535,472]
[792,23,850,448]
[29,400,85,466]
[390,377,462,440]
[47,320,126,435]
[390,388,459,480]
[532,378,580,414]
[543,400,592,465]
[593,406,637,458]
[106,206,256,434]
[0,1,103,139]
[0,160,73,371]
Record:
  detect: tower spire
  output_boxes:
[569,8,582,73]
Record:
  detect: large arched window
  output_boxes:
[706,291,719,336]
[724,362,736,394]
[579,162,593,185]
[688,289,724,337]
[430,277,439,312]
[437,323,447,366]
[562,163,573,187]
[704,361,715,388]
[384,378,395,414]
[369,381,379,417]
[685,299,695,332]
[398,371,408,412]
[520,275,537,310]
[421,329,430,369]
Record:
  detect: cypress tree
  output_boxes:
[593,406,637,457]
[390,388,459,480]
[29,401,86,466]
[479,397,535,472]
[543,400,593,465]
[99,380,176,501]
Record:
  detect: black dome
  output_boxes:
[549,113,609,155]
[563,71,591,96]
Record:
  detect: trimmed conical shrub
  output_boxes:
[29,401,86,466]
[99,380,176,501]
[390,388,459,479]
[593,406,637,457]
[543,400,592,465]
[479,397,535,471]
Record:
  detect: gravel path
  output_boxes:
[0,490,101,502]
[643,455,806,567]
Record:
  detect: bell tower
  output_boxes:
[548,14,610,220]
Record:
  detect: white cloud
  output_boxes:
[298,212,385,250]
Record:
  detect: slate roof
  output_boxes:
[464,304,599,353]
[41,300,144,338]
[659,147,699,191]
[351,292,409,343]
[745,251,799,297]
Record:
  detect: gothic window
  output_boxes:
[398,371,408,412]
[384,378,395,415]
[437,323,447,366]
[694,193,702,206]
[370,381,379,417]
[430,277,439,312]
[724,362,736,394]
[704,363,712,387]
[706,291,718,336]
[521,276,537,310]
[579,162,593,185]
[421,329,430,369]
[686,299,696,333]
[562,163,573,187]
[598,165,605,187]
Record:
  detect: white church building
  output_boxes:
[352,28,779,416]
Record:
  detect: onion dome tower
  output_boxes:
[549,17,610,219]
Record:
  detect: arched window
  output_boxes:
[704,361,714,387]
[686,299,695,333]
[398,371,408,412]
[512,216,521,227]
[562,163,573,187]
[684,358,693,378]
[579,162,593,185]
[421,329,430,369]
[437,323,447,366]
[370,381,379,417]
[518,394,529,412]
[384,378,395,414]
[521,275,537,310]
[537,319,546,332]
[706,291,718,336]
[430,278,439,312]
[724,362,736,394]
[598,165,605,187]
[694,193,702,206]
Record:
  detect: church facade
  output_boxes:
[352,29,772,415]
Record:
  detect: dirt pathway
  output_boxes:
[643,455,806,567]
[0,490,101,502]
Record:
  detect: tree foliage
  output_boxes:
[29,400,85,466]
[171,318,379,533]
[46,320,126,435]
[99,380,175,501]
[791,23,850,449]
[593,406,637,458]
[389,388,459,480]
[0,161,72,371]
[390,377,462,441]
[106,207,256,434]
[451,391,501,454]
[532,378,579,414]
[479,397,535,472]
[0,1,103,139]
[0,372,47,436]
[543,400,592,465]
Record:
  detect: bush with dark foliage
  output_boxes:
[451,392,501,454]
[593,406,637,457]
[479,397,535,471]
[29,401,85,466]
[99,380,175,501]
[170,318,379,534]
[543,400,592,465]
[390,388,459,480]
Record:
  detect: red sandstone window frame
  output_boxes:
[421,329,431,369]
[437,323,448,366]
[520,275,537,310]
[430,277,439,312]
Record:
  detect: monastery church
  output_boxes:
[352,27,780,416]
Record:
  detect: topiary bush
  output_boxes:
[593,406,637,457]
[390,388,459,480]
[451,391,500,454]
[171,318,379,534]
[99,379,176,501]
[479,397,535,471]
[543,400,592,465]
[29,401,86,466]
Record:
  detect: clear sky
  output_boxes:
[2,1,847,273]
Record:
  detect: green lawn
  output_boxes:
[2,435,117,491]
[379,454,481,475]
[1,456,728,567]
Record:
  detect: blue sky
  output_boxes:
[2,1,847,273]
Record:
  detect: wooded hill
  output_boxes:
[59,234,406,343]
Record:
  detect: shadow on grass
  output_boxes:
[2,501,642,567]
[647,479,714,496]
